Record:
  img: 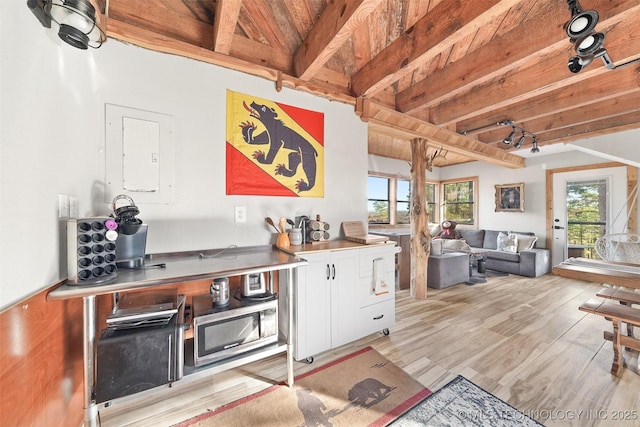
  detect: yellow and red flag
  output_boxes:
[226,90,324,197]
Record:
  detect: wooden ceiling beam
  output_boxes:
[358,100,525,169]
[456,63,640,137]
[293,0,383,80]
[537,110,640,144]
[213,0,242,54]
[350,0,521,98]
[430,7,640,126]
[107,0,214,48]
[396,0,637,114]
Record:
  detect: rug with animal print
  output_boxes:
[175,346,430,427]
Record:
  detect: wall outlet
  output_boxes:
[234,206,246,223]
[58,194,69,218]
[69,196,78,218]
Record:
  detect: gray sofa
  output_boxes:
[456,229,551,277]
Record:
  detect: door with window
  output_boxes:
[551,166,627,266]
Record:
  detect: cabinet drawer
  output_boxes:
[358,247,395,278]
[357,300,395,338]
[358,271,394,307]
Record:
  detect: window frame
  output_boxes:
[368,172,440,226]
[440,176,478,227]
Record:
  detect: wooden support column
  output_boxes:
[410,138,431,299]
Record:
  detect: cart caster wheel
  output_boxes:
[306,356,314,364]
[382,328,390,336]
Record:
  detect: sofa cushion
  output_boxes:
[487,250,520,263]
[497,232,518,253]
[483,230,506,250]
[458,229,485,248]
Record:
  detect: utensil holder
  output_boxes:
[276,232,290,248]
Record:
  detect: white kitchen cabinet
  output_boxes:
[292,251,332,361]
[287,242,398,362]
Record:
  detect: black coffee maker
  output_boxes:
[111,195,148,268]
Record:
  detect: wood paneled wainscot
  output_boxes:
[279,240,399,363]
[0,284,85,427]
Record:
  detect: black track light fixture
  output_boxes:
[565,0,640,73]
[461,119,539,153]
[503,127,516,144]
[27,0,106,49]
[513,132,527,149]
[530,139,540,154]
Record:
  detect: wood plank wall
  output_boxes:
[0,283,84,427]
[0,271,279,425]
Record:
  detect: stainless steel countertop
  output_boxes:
[48,245,307,300]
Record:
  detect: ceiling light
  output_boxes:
[575,32,605,56]
[567,54,593,73]
[27,0,106,49]
[564,0,640,72]
[503,128,516,144]
[566,10,599,39]
[530,139,540,153]
[513,133,526,149]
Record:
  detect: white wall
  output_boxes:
[0,3,368,309]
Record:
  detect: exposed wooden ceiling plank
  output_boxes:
[430,6,640,126]
[213,0,242,54]
[458,65,640,135]
[293,0,384,80]
[106,19,354,105]
[537,110,640,144]
[350,0,521,98]
[396,0,573,112]
[108,0,215,48]
[359,100,525,168]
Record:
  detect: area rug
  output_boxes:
[390,375,543,426]
[175,346,430,427]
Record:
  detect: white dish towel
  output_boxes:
[373,257,389,296]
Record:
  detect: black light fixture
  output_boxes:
[502,126,516,144]
[27,0,106,49]
[565,0,640,73]
[461,119,539,153]
[530,139,540,154]
[513,131,527,149]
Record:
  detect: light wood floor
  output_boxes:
[100,274,640,427]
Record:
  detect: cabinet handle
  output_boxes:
[373,314,384,320]
[326,264,330,280]
[332,264,336,280]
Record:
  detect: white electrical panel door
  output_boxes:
[122,117,160,192]
[105,104,175,204]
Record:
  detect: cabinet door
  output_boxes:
[358,246,396,308]
[293,252,332,360]
[330,250,359,348]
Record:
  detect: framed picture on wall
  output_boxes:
[495,182,524,212]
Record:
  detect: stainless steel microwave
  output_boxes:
[191,294,278,366]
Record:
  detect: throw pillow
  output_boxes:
[441,239,472,253]
[430,239,443,255]
[497,232,518,253]
[515,234,538,252]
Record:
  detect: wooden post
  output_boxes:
[410,138,431,299]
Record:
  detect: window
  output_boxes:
[396,179,410,224]
[566,179,608,259]
[425,182,437,221]
[368,176,390,223]
[368,174,439,225]
[441,177,477,226]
